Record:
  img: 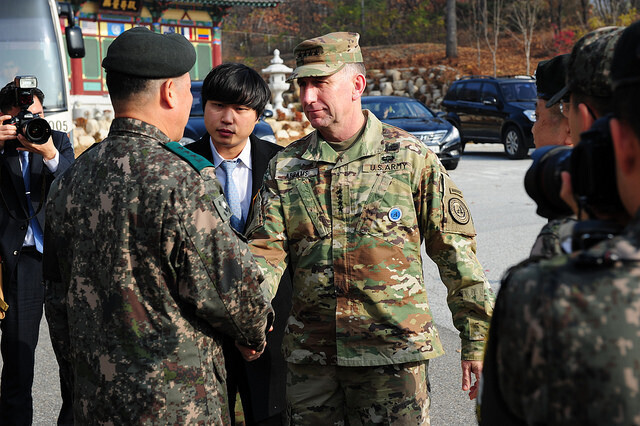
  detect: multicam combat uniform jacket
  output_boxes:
[248,111,494,367]
[43,118,273,425]
[479,212,640,424]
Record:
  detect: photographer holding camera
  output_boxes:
[0,77,74,424]
[477,24,640,425]
[527,27,625,260]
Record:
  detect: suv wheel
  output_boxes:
[503,126,527,159]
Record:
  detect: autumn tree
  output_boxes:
[458,0,486,67]
[446,0,457,58]
[508,0,543,75]
[481,0,505,77]
[592,0,632,25]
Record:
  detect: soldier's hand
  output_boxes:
[235,341,265,362]
[462,360,483,400]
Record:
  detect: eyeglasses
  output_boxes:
[559,100,571,118]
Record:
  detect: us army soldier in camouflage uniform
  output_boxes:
[529,27,625,260]
[478,23,640,424]
[246,32,494,424]
[42,27,273,424]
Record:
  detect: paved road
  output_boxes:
[22,143,545,425]
[427,143,545,425]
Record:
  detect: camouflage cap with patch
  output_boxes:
[546,26,624,107]
[287,32,363,82]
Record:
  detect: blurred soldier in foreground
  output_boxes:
[527,27,624,259]
[43,27,272,424]
[247,31,494,424]
[478,22,640,424]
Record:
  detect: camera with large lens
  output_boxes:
[524,115,625,249]
[2,76,51,144]
[525,115,624,219]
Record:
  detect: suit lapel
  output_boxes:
[3,147,29,215]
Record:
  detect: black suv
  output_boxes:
[441,75,537,159]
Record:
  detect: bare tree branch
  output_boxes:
[507,0,543,75]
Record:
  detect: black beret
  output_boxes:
[102,27,196,78]
[535,54,569,101]
[612,20,640,91]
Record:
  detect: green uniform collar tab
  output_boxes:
[164,141,215,173]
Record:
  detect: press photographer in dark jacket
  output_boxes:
[0,78,74,424]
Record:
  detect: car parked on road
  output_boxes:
[441,75,537,159]
[180,80,276,145]
[361,95,462,170]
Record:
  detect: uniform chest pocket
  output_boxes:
[355,172,419,244]
[291,180,331,239]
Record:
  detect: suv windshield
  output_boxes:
[499,82,537,102]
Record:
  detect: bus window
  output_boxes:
[0,0,68,114]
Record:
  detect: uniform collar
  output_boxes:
[301,110,386,166]
[109,117,173,144]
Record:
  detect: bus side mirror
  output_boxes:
[65,26,85,58]
[58,2,85,58]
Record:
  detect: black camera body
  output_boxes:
[525,115,625,250]
[2,76,51,145]
[524,114,624,220]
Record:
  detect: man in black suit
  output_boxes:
[185,63,291,426]
[0,79,74,424]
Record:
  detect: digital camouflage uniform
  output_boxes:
[529,217,576,259]
[43,118,273,425]
[247,111,495,422]
[479,211,640,424]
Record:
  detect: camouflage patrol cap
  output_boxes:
[546,26,624,107]
[611,20,640,91]
[287,32,363,82]
[102,27,196,78]
[535,54,569,101]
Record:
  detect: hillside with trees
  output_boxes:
[221,0,640,76]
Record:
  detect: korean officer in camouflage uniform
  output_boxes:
[531,54,572,150]
[528,54,574,259]
[528,27,625,260]
[478,22,640,424]
[246,32,495,424]
[42,27,273,424]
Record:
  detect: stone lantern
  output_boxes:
[262,49,293,116]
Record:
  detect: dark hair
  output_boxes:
[201,63,270,117]
[0,81,45,114]
[105,70,153,102]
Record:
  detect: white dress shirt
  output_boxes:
[209,138,253,225]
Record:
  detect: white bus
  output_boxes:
[0,0,84,135]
